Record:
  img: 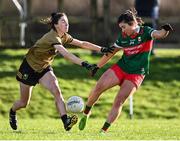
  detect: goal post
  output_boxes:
[12,0,27,46]
[129,95,133,119]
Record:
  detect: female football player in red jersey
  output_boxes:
[79,8,173,132]
[9,12,114,131]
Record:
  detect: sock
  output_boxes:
[83,105,92,115]
[101,121,111,132]
[61,114,68,125]
[10,108,16,115]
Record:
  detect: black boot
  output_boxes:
[64,115,78,131]
[9,108,17,130]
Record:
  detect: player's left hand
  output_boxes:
[161,23,173,31]
[100,46,115,54]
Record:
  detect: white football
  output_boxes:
[66,96,84,113]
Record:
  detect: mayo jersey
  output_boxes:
[26,29,73,72]
[114,26,154,75]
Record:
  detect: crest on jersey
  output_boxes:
[23,74,29,80]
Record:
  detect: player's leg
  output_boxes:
[39,71,77,131]
[101,80,136,132]
[9,82,33,130]
[87,69,120,107]
[79,69,120,130]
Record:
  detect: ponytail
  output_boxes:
[40,12,66,31]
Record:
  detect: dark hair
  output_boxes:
[117,8,144,26]
[41,12,66,31]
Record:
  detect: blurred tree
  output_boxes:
[90,0,98,43]
[0,0,2,45]
[103,0,111,46]
[90,0,98,55]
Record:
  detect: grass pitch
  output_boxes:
[0,48,180,140]
[0,118,180,140]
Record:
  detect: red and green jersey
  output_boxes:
[114,26,154,75]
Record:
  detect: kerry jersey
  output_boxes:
[26,29,73,72]
[114,26,154,75]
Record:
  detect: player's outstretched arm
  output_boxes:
[97,47,120,68]
[54,44,94,71]
[54,44,83,65]
[70,39,115,54]
[90,47,121,77]
[152,23,173,39]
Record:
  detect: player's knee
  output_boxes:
[20,101,29,108]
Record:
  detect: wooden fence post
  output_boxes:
[57,0,64,11]
[27,0,32,18]
[103,0,111,45]
[0,0,2,46]
[90,0,98,43]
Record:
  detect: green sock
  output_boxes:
[101,121,111,132]
[84,105,92,115]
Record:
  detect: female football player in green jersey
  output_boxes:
[79,9,173,132]
[9,12,114,131]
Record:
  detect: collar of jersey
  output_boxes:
[122,26,141,39]
[51,29,65,38]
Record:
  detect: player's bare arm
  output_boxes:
[97,47,121,68]
[54,44,83,65]
[54,44,95,70]
[70,39,115,54]
[89,47,121,77]
[152,24,173,39]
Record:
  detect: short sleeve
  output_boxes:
[114,33,122,48]
[35,30,62,48]
[64,33,73,44]
[49,36,62,46]
[144,26,155,40]
[41,30,62,46]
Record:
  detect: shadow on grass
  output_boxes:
[0,71,16,78]
[53,56,180,82]
[145,56,180,82]
[0,53,24,62]
[52,63,109,80]
[0,52,180,82]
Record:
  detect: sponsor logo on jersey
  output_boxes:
[129,39,136,45]
[121,41,128,44]
[124,44,143,55]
